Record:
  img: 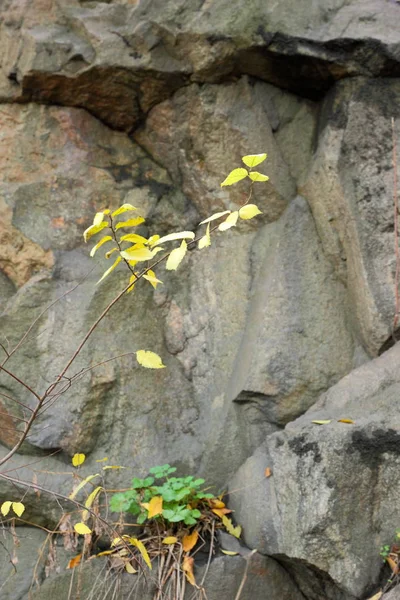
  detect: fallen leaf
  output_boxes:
[162,536,178,545]
[222,515,241,539]
[366,592,382,600]
[311,420,331,425]
[264,467,272,478]
[182,555,196,586]
[74,522,92,535]
[212,508,232,518]
[72,453,86,467]
[125,562,137,574]
[182,530,199,552]
[337,419,355,424]
[67,554,82,569]
[129,538,152,570]
[221,550,238,556]
[208,499,225,509]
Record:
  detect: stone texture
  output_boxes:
[229,342,400,599]
[0,526,47,600]
[300,77,400,356]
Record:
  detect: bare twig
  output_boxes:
[233,549,257,600]
[393,117,399,334]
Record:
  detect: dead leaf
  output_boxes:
[162,536,178,545]
[182,555,196,586]
[125,562,137,574]
[222,515,241,538]
[182,530,199,552]
[387,555,399,574]
[264,467,272,478]
[208,498,225,509]
[366,592,382,600]
[221,550,238,556]
[311,420,331,425]
[337,419,355,424]
[67,554,82,569]
[212,508,232,518]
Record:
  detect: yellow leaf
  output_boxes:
[126,274,137,294]
[198,223,211,249]
[93,211,106,227]
[166,240,187,271]
[103,465,126,470]
[147,235,160,246]
[83,221,108,243]
[69,474,100,500]
[199,211,231,225]
[239,204,263,220]
[67,554,82,569]
[12,502,25,517]
[182,555,196,586]
[129,538,152,570]
[125,562,137,574]
[265,467,272,478]
[72,453,86,467]
[212,508,232,518]
[111,537,124,547]
[95,550,115,557]
[219,211,239,231]
[311,420,331,425]
[120,246,155,261]
[120,233,148,245]
[366,593,383,600]
[143,270,163,289]
[248,172,269,183]
[96,256,122,284]
[82,486,102,521]
[90,236,113,257]
[208,499,225,509]
[162,536,178,545]
[115,217,145,229]
[220,168,248,187]
[74,522,92,535]
[221,550,238,556]
[242,153,267,168]
[147,496,163,518]
[105,247,118,259]
[222,515,241,539]
[136,350,166,369]
[182,530,198,552]
[96,457,108,462]
[338,419,355,424]
[141,502,150,510]
[151,231,195,247]
[1,501,12,516]
[112,204,137,217]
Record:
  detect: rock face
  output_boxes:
[1,1,400,599]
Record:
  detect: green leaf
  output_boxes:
[220,168,248,187]
[248,171,269,182]
[96,256,122,284]
[151,231,195,247]
[90,236,113,257]
[115,217,145,230]
[242,153,267,168]
[136,350,166,369]
[166,240,187,271]
[112,204,137,218]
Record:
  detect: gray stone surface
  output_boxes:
[300,78,400,355]
[230,343,400,599]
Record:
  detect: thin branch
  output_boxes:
[393,117,399,333]
[233,549,257,600]
[0,391,33,413]
[0,365,40,401]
